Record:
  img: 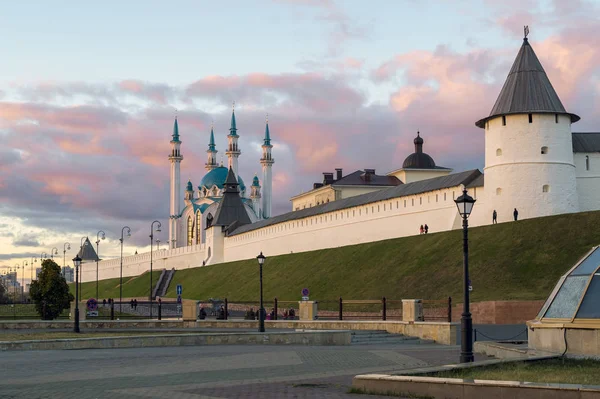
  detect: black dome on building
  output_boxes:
[402,132,437,169]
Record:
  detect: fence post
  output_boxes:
[382,297,387,321]
[448,296,452,322]
[224,298,228,320]
[158,300,162,320]
[274,298,278,320]
[474,328,478,342]
[110,301,114,320]
[339,297,343,321]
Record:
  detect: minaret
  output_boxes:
[475,28,580,222]
[205,124,218,172]
[250,174,262,220]
[225,103,241,177]
[168,117,183,249]
[260,116,274,219]
[184,180,194,206]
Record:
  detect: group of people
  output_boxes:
[101,298,116,307]
[419,224,429,234]
[244,307,296,320]
[492,208,519,224]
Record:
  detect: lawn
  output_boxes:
[79,211,600,303]
[430,358,600,385]
[71,271,161,301]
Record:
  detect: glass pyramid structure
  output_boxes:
[538,246,600,320]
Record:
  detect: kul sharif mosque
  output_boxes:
[167,106,274,249]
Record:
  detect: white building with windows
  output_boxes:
[82,35,600,283]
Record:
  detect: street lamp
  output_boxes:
[14,264,20,303]
[95,230,105,300]
[30,257,37,289]
[256,252,266,333]
[63,242,71,270]
[119,226,131,312]
[454,188,476,363]
[149,220,161,318]
[79,236,87,299]
[21,261,27,302]
[73,254,82,333]
[50,247,58,259]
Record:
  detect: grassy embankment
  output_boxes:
[78,211,600,302]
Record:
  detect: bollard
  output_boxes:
[158,300,162,320]
[474,328,478,342]
[448,296,452,322]
[339,297,343,321]
[382,297,387,321]
[274,298,278,320]
[224,298,228,320]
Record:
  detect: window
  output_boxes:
[412,199,414,206]
[496,148,502,156]
[541,146,548,155]
[187,216,193,246]
[419,197,422,205]
[496,188,502,196]
[555,114,559,123]
[502,115,506,126]
[383,204,386,211]
[444,193,447,201]
[586,155,590,171]
[528,113,533,123]
[196,212,201,244]
[396,201,399,209]
[404,200,406,207]
[543,185,550,193]
[436,194,438,202]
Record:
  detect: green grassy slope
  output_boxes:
[72,271,160,300]
[79,211,600,302]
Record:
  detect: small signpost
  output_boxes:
[301,288,309,301]
[176,284,182,295]
[86,298,98,317]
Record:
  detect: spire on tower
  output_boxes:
[229,103,237,136]
[208,125,216,150]
[264,115,271,145]
[172,117,180,142]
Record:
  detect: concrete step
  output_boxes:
[350,330,431,345]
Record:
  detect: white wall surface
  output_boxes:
[574,152,600,212]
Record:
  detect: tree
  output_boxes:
[0,281,8,304]
[29,259,74,320]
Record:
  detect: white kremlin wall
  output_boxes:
[83,183,489,282]
[574,152,600,212]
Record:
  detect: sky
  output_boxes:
[1,0,600,283]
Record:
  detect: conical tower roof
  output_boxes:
[172,117,180,142]
[77,237,99,262]
[476,37,579,128]
[264,119,271,145]
[208,125,216,151]
[212,167,251,229]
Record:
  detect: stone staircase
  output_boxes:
[350,330,433,345]
[157,268,175,297]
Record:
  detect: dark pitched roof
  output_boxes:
[572,133,600,153]
[466,174,484,188]
[332,170,401,187]
[476,38,580,128]
[212,167,251,229]
[77,237,98,262]
[230,169,482,236]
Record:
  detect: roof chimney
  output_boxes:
[322,172,334,185]
[335,168,343,181]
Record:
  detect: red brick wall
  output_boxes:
[452,300,544,324]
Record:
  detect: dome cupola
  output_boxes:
[402,132,437,169]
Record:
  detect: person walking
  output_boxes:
[419,225,424,235]
[492,210,497,224]
[513,208,519,221]
[424,224,429,234]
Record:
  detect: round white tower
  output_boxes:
[476,33,580,222]
[168,117,183,249]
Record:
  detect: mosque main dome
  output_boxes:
[199,166,246,192]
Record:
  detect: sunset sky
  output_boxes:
[1,0,599,282]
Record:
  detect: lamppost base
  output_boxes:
[74,311,80,333]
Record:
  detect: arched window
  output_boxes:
[196,212,201,244]
[496,148,502,156]
[543,185,550,193]
[187,216,193,246]
[528,113,533,123]
[496,188,502,196]
[502,116,506,126]
[541,146,548,155]
[586,156,590,171]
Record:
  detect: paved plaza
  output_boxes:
[0,341,487,398]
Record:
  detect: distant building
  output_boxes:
[62,266,74,283]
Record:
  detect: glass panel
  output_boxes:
[537,276,565,318]
[576,275,600,318]
[544,275,589,319]
[571,248,600,276]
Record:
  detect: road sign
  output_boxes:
[301,288,309,297]
[176,284,182,295]
[177,295,182,304]
[86,298,98,312]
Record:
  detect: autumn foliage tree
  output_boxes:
[29,259,73,320]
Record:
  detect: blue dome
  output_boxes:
[186,180,193,191]
[252,175,260,187]
[199,166,246,192]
